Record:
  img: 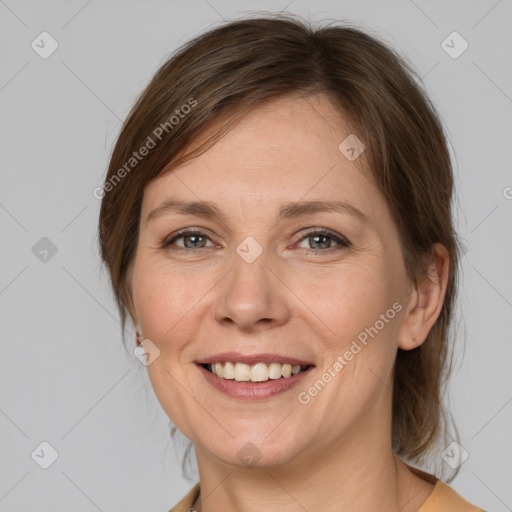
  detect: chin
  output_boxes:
[198,430,308,469]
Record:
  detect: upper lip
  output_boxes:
[196,352,315,367]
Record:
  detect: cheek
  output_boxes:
[293,259,399,349]
[131,260,211,435]
[131,258,213,358]
[298,259,403,408]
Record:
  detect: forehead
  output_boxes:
[141,94,385,224]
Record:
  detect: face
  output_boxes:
[130,93,412,469]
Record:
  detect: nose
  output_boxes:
[213,244,292,333]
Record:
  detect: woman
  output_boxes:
[98,14,485,512]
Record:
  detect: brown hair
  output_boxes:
[98,13,462,475]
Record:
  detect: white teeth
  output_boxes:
[207,362,308,382]
[268,362,282,379]
[251,363,268,382]
[234,362,251,381]
[223,361,235,379]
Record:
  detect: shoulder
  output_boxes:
[405,463,485,512]
[168,483,200,512]
[419,480,486,512]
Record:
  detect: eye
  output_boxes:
[162,229,217,250]
[161,227,351,254]
[295,228,351,253]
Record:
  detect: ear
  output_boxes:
[131,312,141,346]
[126,296,141,347]
[397,243,450,351]
[125,264,141,346]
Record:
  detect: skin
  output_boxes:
[129,93,449,512]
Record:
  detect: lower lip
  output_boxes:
[197,364,314,400]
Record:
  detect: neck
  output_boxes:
[192,408,434,512]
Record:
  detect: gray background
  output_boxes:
[1,0,511,510]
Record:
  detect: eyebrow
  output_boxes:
[145,198,370,226]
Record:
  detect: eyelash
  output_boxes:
[161,228,351,255]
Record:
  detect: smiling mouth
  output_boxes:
[201,362,311,382]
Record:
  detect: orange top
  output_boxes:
[168,477,485,512]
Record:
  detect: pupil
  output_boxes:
[311,234,330,249]
[185,234,205,249]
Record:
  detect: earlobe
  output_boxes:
[131,314,142,347]
[397,243,450,351]
[135,330,142,346]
